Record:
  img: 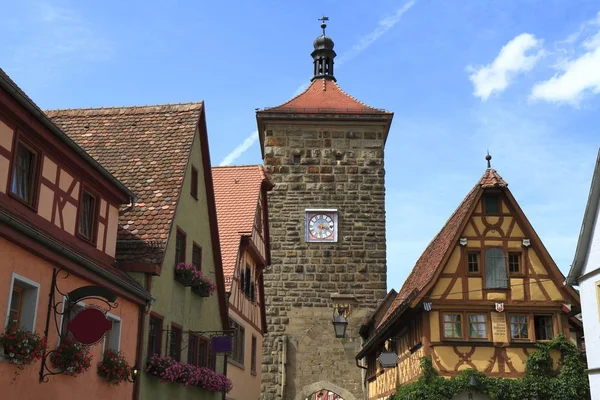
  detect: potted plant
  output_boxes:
[0,321,46,368]
[97,348,132,385]
[191,270,216,297]
[146,354,178,382]
[174,263,196,286]
[50,336,92,376]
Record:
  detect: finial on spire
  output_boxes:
[318,16,329,35]
[485,151,492,169]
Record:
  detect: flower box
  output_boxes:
[0,323,46,368]
[146,354,232,392]
[175,263,216,296]
[97,349,132,385]
[50,336,92,376]
[191,285,211,297]
[174,263,195,287]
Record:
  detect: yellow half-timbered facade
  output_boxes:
[357,163,583,400]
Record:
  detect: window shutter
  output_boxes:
[485,248,507,288]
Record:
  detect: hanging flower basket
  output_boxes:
[191,271,216,297]
[0,322,46,368]
[97,348,132,385]
[50,336,92,376]
[174,263,196,287]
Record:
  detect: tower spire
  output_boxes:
[486,151,492,169]
[311,16,336,82]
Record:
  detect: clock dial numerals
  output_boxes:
[308,213,335,240]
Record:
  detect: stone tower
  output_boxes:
[256,20,393,400]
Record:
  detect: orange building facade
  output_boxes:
[0,69,152,399]
[212,165,272,400]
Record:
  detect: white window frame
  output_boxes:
[101,311,122,354]
[4,273,41,331]
[57,297,85,346]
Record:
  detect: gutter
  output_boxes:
[1,209,154,302]
[0,73,136,202]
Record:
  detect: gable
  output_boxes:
[429,188,575,304]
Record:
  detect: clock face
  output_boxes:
[305,210,338,242]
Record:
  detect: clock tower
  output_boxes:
[256,19,393,400]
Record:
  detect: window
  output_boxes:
[147,314,163,358]
[192,244,202,270]
[467,314,488,339]
[485,248,507,288]
[534,315,553,341]
[175,229,186,265]
[5,274,40,331]
[240,269,245,292]
[483,194,499,213]
[508,253,521,274]
[244,265,252,298]
[169,324,182,361]
[78,190,97,242]
[467,253,479,273]
[102,313,122,357]
[510,315,529,340]
[188,334,199,366]
[293,154,301,164]
[11,141,38,206]
[443,313,463,339]
[191,166,198,199]
[198,337,208,368]
[230,319,245,365]
[251,335,257,374]
[250,282,255,302]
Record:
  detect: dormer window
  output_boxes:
[78,190,97,242]
[483,194,499,213]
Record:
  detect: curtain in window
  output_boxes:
[468,315,486,338]
[485,248,507,288]
[11,145,34,202]
[79,193,94,238]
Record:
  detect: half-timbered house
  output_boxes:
[0,69,153,398]
[47,102,230,400]
[212,165,272,400]
[356,159,583,400]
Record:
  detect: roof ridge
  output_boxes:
[212,164,264,169]
[45,101,204,115]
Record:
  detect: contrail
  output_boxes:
[219,0,416,166]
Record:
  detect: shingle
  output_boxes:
[46,103,202,264]
[212,165,272,291]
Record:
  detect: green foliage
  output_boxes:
[389,335,589,400]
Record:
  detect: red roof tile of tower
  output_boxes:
[263,78,390,114]
[212,165,272,292]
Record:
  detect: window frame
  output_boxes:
[76,186,100,244]
[101,311,122,358]
[147,313,164,359]
[8,137,41,210]
[533,314,554,341]
[251,335,257,375]
[198,336,209,368]
[466,313,490,340]
[441,312,464,340]
[4,273,41,331]
[466,251,481,275]
[229,318,245,367]
[508,252,523,276]
[192,243,202,271]
[484,247,509,289]
[190,165,198,200]
[509,314,530,341]
[483,194,501,214]
[244,264,252,298]
[169,323,183,362]
[8,285,24,328]
[188,333,199,366]
[175,227,187,266]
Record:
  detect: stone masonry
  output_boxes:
[259,121,389,400]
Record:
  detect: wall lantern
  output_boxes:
[468,374,479,400]
[459,237,468,247]
[130,364,140,382]
[332,306,348,338]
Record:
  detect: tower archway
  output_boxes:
[294,380,357,400]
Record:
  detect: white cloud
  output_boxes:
[336,0,416,66]
[218,131,259,166]
[468,33,544,100]
[530,15,600,104]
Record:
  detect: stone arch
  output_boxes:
[294,380,357,400]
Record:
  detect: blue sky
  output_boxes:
[1,0,599,291]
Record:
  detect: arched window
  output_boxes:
[485,248,507,288]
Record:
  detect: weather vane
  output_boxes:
[486,150,492,169]
[318,16,329,35]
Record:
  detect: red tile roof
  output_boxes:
[212,165,272,291]
[46,103,203,264]
[263,78,390,114]
[377,169,509,329]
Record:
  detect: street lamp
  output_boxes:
[130,364,140,383]
[332,306,348,338]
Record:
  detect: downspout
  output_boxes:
[134,274,153,400]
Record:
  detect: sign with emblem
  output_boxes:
[377,351,399,368]
[423,302,432,311]
[495,303,504,313]
[67,306,113,345]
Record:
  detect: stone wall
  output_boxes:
[260,122,388,400]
